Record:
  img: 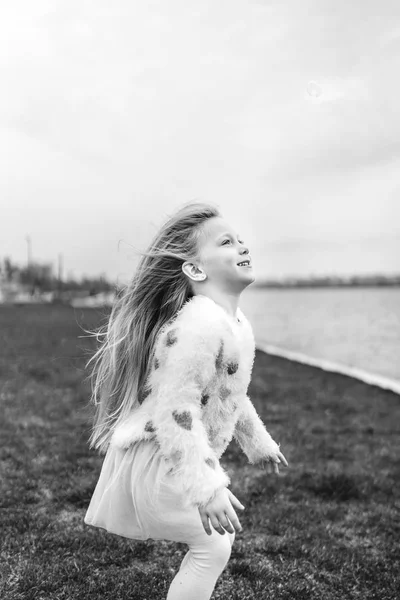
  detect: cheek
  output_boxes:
[209,255,233,276]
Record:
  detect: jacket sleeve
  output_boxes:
[151,321,231,509]
[233,395,280,464]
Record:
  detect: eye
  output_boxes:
[222,238,245,245]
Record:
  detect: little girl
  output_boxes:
[84,201,288,600]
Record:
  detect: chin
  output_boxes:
[240,271,256,287]
[243,268,255,279]
[234,266,256,288]
[246,275,256,286]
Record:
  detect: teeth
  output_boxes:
[238,261,249,266]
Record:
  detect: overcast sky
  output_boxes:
[2,0,400,283]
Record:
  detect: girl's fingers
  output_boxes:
[199,512,212,535]
[224,509,243,534]
[264,455,287,473]
[210,515,225,535]
[277,452,289,467]
[227,489,245,511]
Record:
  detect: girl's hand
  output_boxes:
[263,450,289,474]
[198,488,245,536]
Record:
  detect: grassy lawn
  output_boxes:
[0,304,399,600]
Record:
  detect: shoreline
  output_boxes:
[256,342,400,396]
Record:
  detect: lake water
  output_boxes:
[240,287,400,393]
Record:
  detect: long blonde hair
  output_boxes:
[85,201,222,454]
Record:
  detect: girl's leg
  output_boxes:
[166,530,235,600]
[140,453,238,598]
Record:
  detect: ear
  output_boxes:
[182,261,207,281]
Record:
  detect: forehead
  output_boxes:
[199,217,239,243]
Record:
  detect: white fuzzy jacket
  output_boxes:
[111,294,280,508]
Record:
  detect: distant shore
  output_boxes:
[253,276,400,288]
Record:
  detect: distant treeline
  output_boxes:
[0,257,116,294]
[253,274,400,288]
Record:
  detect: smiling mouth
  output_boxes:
[237,260,252,267]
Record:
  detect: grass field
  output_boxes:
[0,304,399,600]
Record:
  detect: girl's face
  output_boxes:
[196,217,255,289]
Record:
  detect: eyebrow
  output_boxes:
[217,232,241,240]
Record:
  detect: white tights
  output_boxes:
[166,529,236,600]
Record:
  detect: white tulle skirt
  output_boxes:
[84,439,204,542]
